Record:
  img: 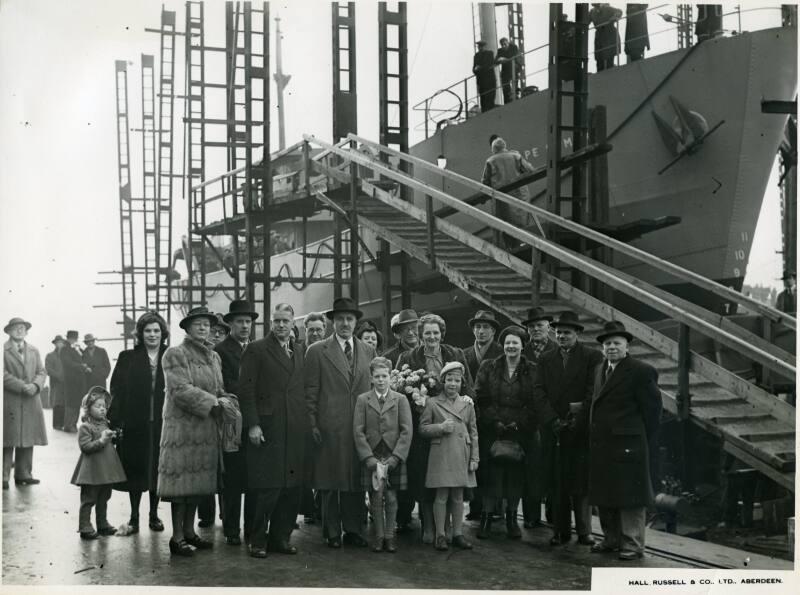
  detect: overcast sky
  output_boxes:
[0,0,790,361]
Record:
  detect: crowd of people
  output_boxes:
[3,295,664,562]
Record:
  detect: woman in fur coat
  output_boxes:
[157,307,235,557]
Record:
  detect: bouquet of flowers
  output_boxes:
[389,364,441,411]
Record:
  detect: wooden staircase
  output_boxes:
[333,192,795,491]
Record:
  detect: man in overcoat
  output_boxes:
[82,334,111,389]
[588,321,662,560]
[46,335,66,428]
[472,40,497,112]
[60,330,86,433]
[305,297,376,548]
[239,303,307,558]
[214,299,259,545]
[3,317,48,489]
[520,306,557,526]
[533,311,604,546]
[462,309,502,520]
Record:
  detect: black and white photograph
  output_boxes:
[1,0,797,592]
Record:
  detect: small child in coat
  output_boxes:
[353,357,413,553]
[420,361,479,551]
[70,386,127,540]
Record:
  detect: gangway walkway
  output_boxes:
[190,133,796,491]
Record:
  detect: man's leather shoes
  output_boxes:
[14,478,40,486]
[618,550,643,561]
[452,535,473,550]
[591,542,618,553]
[149,517,165,532]
[550,533,571,546]
[270,541,298,554]
[249,545,267,558]
[184,534,213,549]
[327,536,342,549]
[80,531,99,540]
[578,534,595,545]
[342,532,367,547]
[226,535,242,546]
[98,526,117,536]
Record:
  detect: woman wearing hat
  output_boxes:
[109,311,170,534]
[157,307,235,556]
[396,313,473,543]
[474,325,538,540]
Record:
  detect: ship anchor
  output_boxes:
[652,96,725,175]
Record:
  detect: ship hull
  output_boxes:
[193,28,796,326]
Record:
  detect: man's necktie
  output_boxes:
[344,341,353,367]
[285,343,293,358]
[604,365,612,383]
[561,350,570,369]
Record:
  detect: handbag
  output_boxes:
[489,439,525,463]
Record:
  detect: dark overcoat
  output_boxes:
[3,340,48,447]
[61,344,86,410]
[473,48,496,92]
[588,355,662,509]
[396,344,474,501]
[45,349,64,408]
[589,4,622,60]
[239,333,307,489]
[381,341,412,368]
[305,335,376,491]
[463,341,504,381]
[624,4,650,55]
[108,346,166,492]
[533,343,604,494]
[215,335,248,492]
[83,346,111,389]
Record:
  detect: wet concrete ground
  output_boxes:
[3,411,705,588]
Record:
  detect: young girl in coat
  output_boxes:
[353,357,412,553]
[420,361,479,551]
[70,386,127,540]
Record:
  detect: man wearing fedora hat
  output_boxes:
[61,330,86,433]
[588,320,661,561]
[462,309,503,521]
[463,310,504,379]
[213,299,259,544]
[533,311,604,547]
[305,297,376,548]
[3,317,48,489]
[776,271,796,314]
[82,334,111,390]
[382,309,420,368]
[521,307,557,364]
[45,335,66,427]
[519,306,557,527]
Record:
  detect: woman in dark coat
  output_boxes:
[109,311,169,533]
[396,313,473,543]
[474,325,537,540]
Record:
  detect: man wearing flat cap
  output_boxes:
[215,299,259,545]
[46,335,66,428]
[305,297,376,548]
[588,320,662,561]
[533,311,604,547]
[3,317,48,489]
[60,330,86,433]
[82,334,111,390]
[382,309,419,368]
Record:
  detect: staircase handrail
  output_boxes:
[304,133,795,380]
[347,133,797,332]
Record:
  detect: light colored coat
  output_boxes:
[353,389,412,463]
[305,334,376,491]
[3,340,48,447]
[420,395,478,488]
[70,419,126,485]
[157,337,230,498]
